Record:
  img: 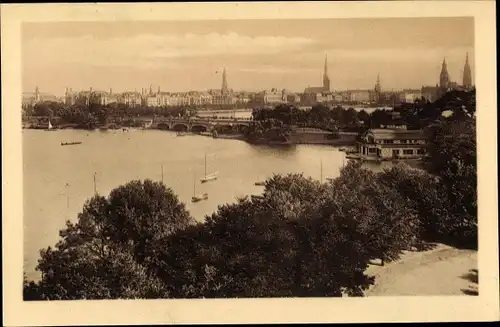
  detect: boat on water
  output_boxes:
[177,132,188,136]
[254,181,266,186]
[200,153,218,183]
[142,120,153,129]
[346,153,361,160]
[191,175,208,203]
[61,141,82,146]
[45,120,57,131]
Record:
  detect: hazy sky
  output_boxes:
[22,17,474,96]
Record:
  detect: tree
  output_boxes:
[153,174,377,298]
[26,180,195,300]
[33,102,53,117]
[378,163,452,244]
[425,117,477,247]
[326,162,421,265]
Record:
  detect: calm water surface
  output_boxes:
[23,129,393,280]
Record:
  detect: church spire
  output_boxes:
[463,52,472,89]
[374,73,381,93]
[324,54,328,76]
[439,57,449,89]
[322,54,330,92]
[221,68,228,94]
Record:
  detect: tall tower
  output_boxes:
[323,54,330,92]
[462,52,472,89]
[221,68,228,95]
[34,86,40,102]
[374,73,381,93]
[439,57,450,90]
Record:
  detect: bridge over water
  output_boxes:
[146,117,253,133]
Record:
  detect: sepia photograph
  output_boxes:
[2,1,498,325]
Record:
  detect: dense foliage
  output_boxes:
[25,181,194,299]
[24,89,477,299]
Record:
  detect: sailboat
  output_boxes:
[191,174,208,203]
[200,153,218,183]
[45,119,57,131]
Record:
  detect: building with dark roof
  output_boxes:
[356,128,427,159]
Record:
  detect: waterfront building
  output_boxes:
[234,91,252,105]
[316,92,334,103]
[347,89,371,103]
[255,88,287,104]
[119,91,142,107]
[356,128,427,159]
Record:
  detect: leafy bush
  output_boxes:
[25,180,194,300]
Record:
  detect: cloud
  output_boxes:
[321,47,473,63]
[238,66,317,74]
[23,32,317,68]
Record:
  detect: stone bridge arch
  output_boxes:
[172,123,189,132]
[157,123,170,130]
[191,124,210,133]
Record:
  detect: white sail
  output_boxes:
[48,120,53,129]
[200,154,218,183]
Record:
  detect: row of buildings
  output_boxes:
[23,53,473,109]
[301,53,474,105]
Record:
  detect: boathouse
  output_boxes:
[357,128,427,159]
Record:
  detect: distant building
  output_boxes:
[357,128,428,159]
[256,88,287,104]
[286,93,301,103]
[23,86,60,107]
[304,54,330,94]
[462,52,473,89]
[316,92,334,103]
[399,89,422,103]
[372,73,382,103]
[421,86,439,102]
[348,89,371,103]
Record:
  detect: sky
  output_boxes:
[22,18,474,96]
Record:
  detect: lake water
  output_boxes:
[23,129,393,281]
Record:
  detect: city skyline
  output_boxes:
[22,17,474,96]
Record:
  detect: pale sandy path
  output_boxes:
[364,244,478,296]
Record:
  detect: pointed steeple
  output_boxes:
[324,54,328,76]
[463,52,472,89]
[439,57,449,89]
[221,68,228,94]
[322,54,330,92]
[374,73,381,93]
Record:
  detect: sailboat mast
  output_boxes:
[161,164,164,183]
[193,175,196,196]
[320,159,323,183]
[204,154,207,177]
[93,172,97,194]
